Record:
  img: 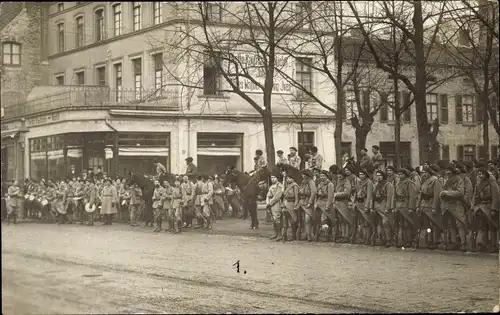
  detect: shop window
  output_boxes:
[118,132,170,147]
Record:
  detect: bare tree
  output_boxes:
[441,0,500,160]
[158,2,307,166]
[348,0,459,164]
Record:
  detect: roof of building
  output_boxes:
[0,2,24,31]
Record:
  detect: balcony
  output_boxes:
[2,85,180,120]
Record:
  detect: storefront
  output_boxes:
[196,133,243,175]
[28,132,171,180]
[1,128,27,182]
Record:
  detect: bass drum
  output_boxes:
[152,201,161,209]
[54,200,66,214]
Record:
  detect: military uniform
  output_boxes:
[181,181,195,228]
[417,175,443,249]
[266,181,284,240]
[314,177,335,242]
[393,176,418,247]
[355,177,374,245]
[282,180,299,241]
[440,173,467,251]
[254,155,268,171]
[277,155,289,165]
[212,181,226,220]
[163,185,174,231]
[334,176,353,242]
[171,185,183,233]
[193,180,205,228]
[153,185,167,231]
[201,180,214,229]
[100,183,118,225]
[129,185,143,227]
[310,153,323,170]
[298,177,316,241]
[7,184,21,224]
[372,179,394,246]
[288,155,301,170]
[471,176,499,252]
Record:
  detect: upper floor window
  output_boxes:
[426,93,438,121]
[203,53,222,95]
[462,94,474,123]
[113,3,122,36]
[114,63,123,103]
[2,42,21,65]
[95,9,105,42]
[55,75,64,85]
[344,90,358,120]
[295,57,312,99]
[75,70,85,85]
[153,53,163,97]
[205,3,222,22]
[133,2,142,31]
[57,3,64,12]
[132,58,142,100]
[57,23,65,52]
[96,66,106,86]
[75,16,84,48]
[296,1,312,28]
[153,2,162,25]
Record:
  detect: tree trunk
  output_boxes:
[262,112,276,166]
[334,90,344,165]
[413,1,431,165]
[355,126,369,161]
[394,119,402,168]
[483,97,490,162]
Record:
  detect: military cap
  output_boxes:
[320,170,331,180]
[358,168,369,177]
[289,147,298,152]
[301,169,313,178]
[386,165,395,171]
[430,164,441,174]
[477,167,490,178]
[397,168,411,176]
[255,149,263,155]
[375,170,386,179]
[422,166,435,176]
[277,150,284,154]
[185,157,193,162]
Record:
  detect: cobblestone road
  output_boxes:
[2,219,498,314]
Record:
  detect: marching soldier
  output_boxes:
[100,178,118,225]
[163,180,174,232]
[440,165,467,251]
[266,174,284,241]
[181,175,195,228]
[297,169,316,241]
[314,170,335,242]
[355,169,374,245]
[7,180,22,225]
[193,175,205,229]
[282,175,300,241]
[417,166,443,250]
[393,168,418,248]
[129,182,143,227]
[334,170,353,243]
[407,166,422,193]
[74,178,86,224]
[470,168,499,253]
[84,179,98,226]
[288,147,301,169]
[152,180,166,232]
[171,178,184,233]
[201,175,214,230]
[372,170,394,247]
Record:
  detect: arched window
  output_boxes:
[75,15,85,48]
[2,42,21,65]
[95,8,105,42]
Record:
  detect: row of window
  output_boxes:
[55,53,164,102]
[55,2,164,53]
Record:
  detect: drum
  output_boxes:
[24,195,29,200]
[41,199,49,207]
[153,201,161,209]
[55,201,66,214]
[85,202,97,213]
[29,195,35,201]
[121,199,128,206]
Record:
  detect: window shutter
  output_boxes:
[440,94,448,124]
[380,92,388,122]
[475,93,483,123]
[455,94,463,124]
[403,92,411,123]
[457,145,464,161]
[362,90,370,111]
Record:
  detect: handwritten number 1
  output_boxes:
[233,260,240,273]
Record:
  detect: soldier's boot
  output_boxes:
[325,225,333,242]
[206,218,212,230]
[305,223,312,242]
[476,229,487,251]
[13,213,18,224]
[458,226,467,252]
[270,223,278,240]
[275,223,284,241]
[193,217,202,229]
[175,220,182,233]
[448,228,460,250]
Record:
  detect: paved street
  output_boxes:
[2,217,499,314]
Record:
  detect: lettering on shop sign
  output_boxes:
[26,113,60,126]
[228,53,293,94]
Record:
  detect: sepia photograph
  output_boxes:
[1,1,499,313]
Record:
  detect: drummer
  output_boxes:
[84,178,98,226]
[44,180,57,223]
[73,178,86,224]
[56,179,69,224]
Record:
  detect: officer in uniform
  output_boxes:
[193,175,205,229]
[355,169,374,245]
[314,170,335,242]
[181,175,195,228]
[185,157,198,176]
[393,168,418,248]
[372,170,394,247]
[417,166,443,249]
[152,180,166,232]
[276,150,288,165]
[297,169,316,241]
[163,180,174,231]
[171,178,184,233]
[201,175,214,229]
[334,170,353,243]
[282,175,300,241]
[266,174,284,241]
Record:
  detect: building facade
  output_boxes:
[1,2,498,181]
